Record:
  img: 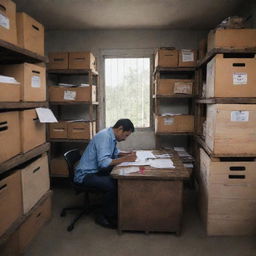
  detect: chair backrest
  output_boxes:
[64,149,81,182]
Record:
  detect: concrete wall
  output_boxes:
[46,29,207,149]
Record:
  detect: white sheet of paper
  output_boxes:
[118,159,150,167]
[184,163,193,168]
[0,75,20,84]
[136,150,155,160]
[36,108,58,123]
[119,167,140,175]
[149,159,175,168]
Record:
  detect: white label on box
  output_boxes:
[233,72,247,85]
[64,90,76,100]
[164,117,174,125]
[181,50,194,62]
[174,82,192,94]
[231,111,249,122]
[0,13,9,29]
[31,76,41,88]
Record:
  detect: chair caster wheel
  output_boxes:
[60,210,66,217]
[67,225,74,232]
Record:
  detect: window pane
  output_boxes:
[105,58,150,128]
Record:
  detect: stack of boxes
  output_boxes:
[154,48,196,135]
[197,28,256,235]
[47,51,98,177]
[0,0,51,254]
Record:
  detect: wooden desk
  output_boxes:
[111,150,190,235]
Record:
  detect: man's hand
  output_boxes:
[123,152,137,162]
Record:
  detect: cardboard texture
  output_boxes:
[206,54,256,98]
[1,63,46,101]
[16,12,44,55]
[198,148,256,235]
[178,49,197,67]
[207,29,256,52]
[0,171,22,237]
[155,49,178,68]
[205,104,256,155]
[49,122,68,139]
[155,79,193,96]
[18,193,51,253]
[68,121,96,139]
[0,82,20,101]
[47,52,69,70]
[0,111,21,163]
[69,52,96,70]
[50,157,69,177]
[49,85,96,102]
[155,115,194,133]
[20,153,50,214]
[20,109,46,153]
[0,0,17,45]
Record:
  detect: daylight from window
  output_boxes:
[105,58,150,128]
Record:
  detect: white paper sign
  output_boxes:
[231,111,249,122]
[0,14,9,29]
[233,72,247,85]
[35,108,58,123]
[31,76,41,88]
[64,90,76,100]
[164,117,174,125]
[174,82,192,94]
[181,49,194,62]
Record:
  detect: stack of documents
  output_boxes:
[173,147,194,168]
[0,75,20,84]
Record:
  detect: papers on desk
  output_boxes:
[173,147,186,152]
[120,167,140,175]
[136,150,155,160]
[118,159,150,167]
[149,159,175,169]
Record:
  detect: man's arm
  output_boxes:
[110,152,137,166]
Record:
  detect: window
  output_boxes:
[105,58,150,128]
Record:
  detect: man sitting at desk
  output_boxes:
[74,119,136,228]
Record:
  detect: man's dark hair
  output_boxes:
[113,119,135,132]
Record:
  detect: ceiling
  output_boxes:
[15,0,246,30]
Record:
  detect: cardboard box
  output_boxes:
[206,54,256,98]
[198,148,256,235]
[155,115,194,133]
[0,171,22,237]
[20,109,46,153]
[0,111,21,163]
[68,120,96,139]
[49,85,96,102]
[49,122,68,139]
[69,52,96,70]
[16,12,44,55]
[0,0,17,45]
[207,29,256,52]
[178,49,197,67]
[1,63,46,101]
[20,153,50,214]
[50,157,69,177]
[154,49,178,68]
[18,193,51,253]
[0,82,20,102]
[47,52,69,70]
[205,104,256,155]
[155,79,193,96]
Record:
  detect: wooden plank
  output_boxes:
[198,47,256,67]
[0,39,47,64]
[47,69,99,75]
[0,190,52,246]
[0,143,50,174]
[0,102,49,109]
[154,67,196,74]
[153,95,193,99]
[155,132,194,136]
[48,138,90,143]
[195,97,256,104]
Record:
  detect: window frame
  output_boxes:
[101,49,154,131]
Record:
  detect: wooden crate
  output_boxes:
[198,147,256,236]
[205,104,256,155]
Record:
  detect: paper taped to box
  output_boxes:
[36,108,58,123]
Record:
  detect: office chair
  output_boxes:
[60,149,102,232]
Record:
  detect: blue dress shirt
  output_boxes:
[74,127,119,183]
